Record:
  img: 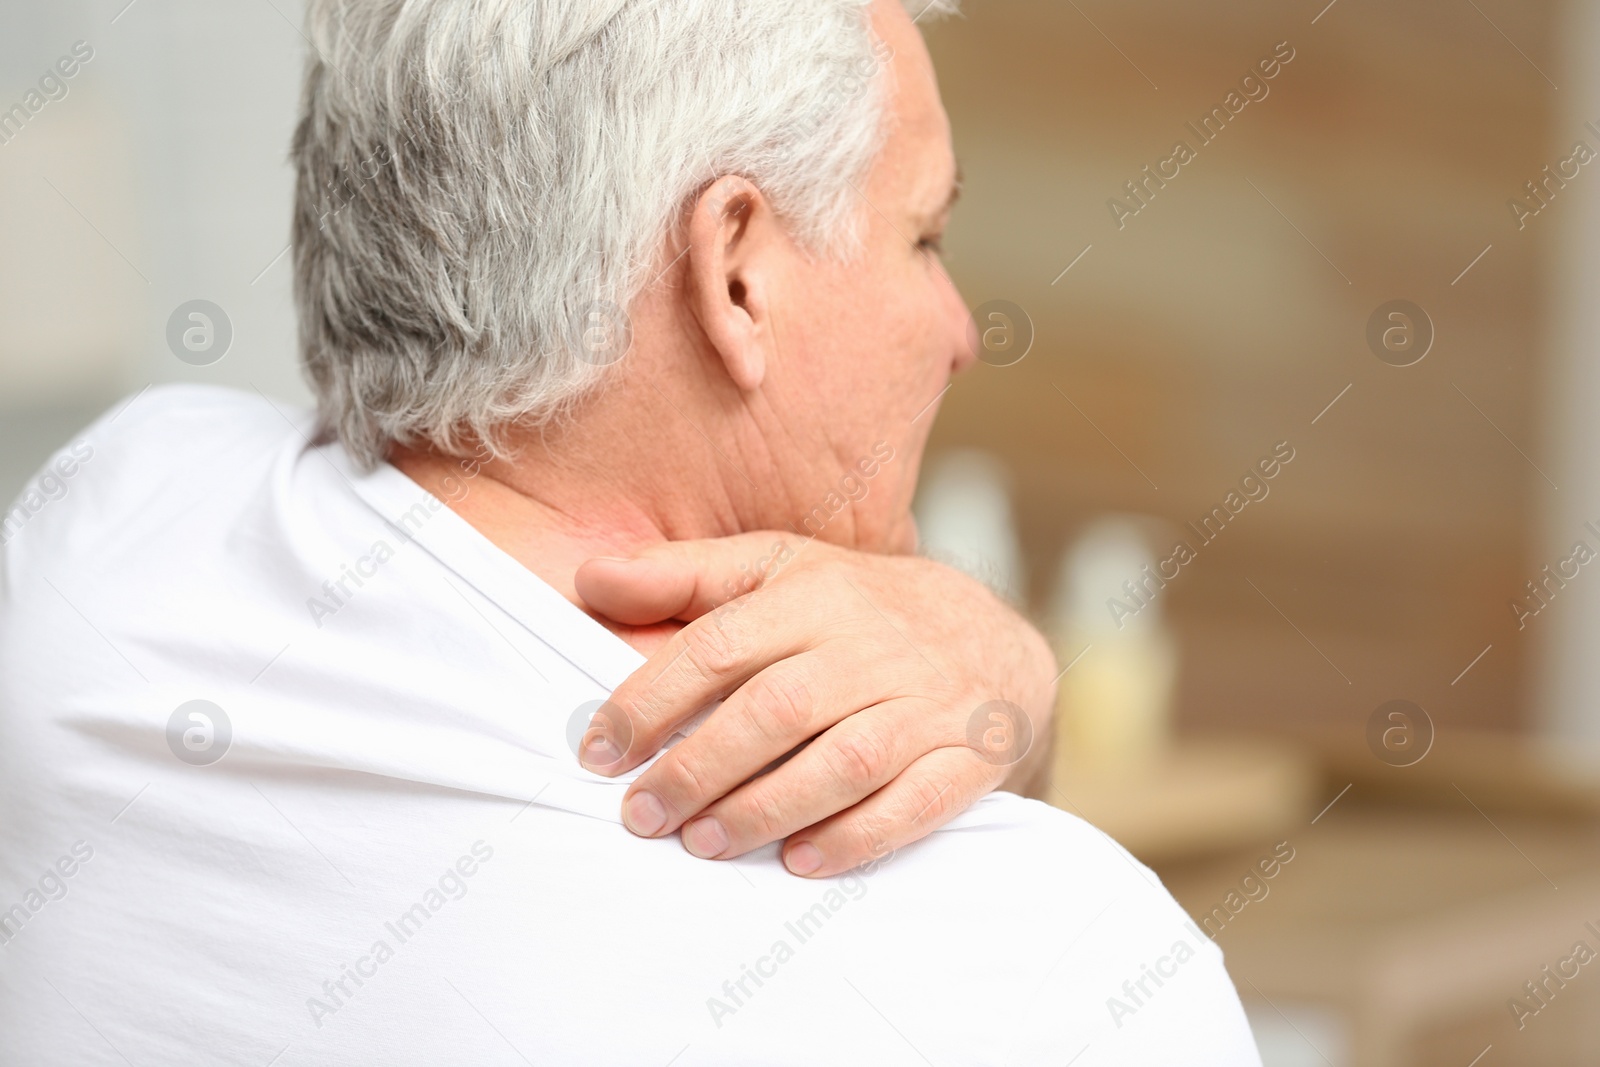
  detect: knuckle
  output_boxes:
[729,791,787,845]
[682,618,745,681]
[599,698,665,757]
[827,729,892,790]
[742,669,815,743]
[837,812,894,863]
[608,689,657,735]
[657,750,716,812]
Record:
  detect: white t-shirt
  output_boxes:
[0,385,1261,1066]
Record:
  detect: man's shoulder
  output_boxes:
[79,382,301,471]
[0,384,319,678]
[850,792,1262,1064]
[929,789,1157,883]
[1,384,301,563]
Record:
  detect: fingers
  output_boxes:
[580,577,840,776]
[781,745,1000,878]
[573,557,698,626]
[618,652,854,836]
[653,698,939,863]
[575,532,803,625]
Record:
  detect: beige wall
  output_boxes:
[0,0,308,499]
[923,0,1563,742]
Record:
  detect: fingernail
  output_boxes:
[579,728,622,771]
[683,817,729,859]
[624,791,667,836]
[785,842,822,875]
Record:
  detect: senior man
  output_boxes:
[0,0,1260,1063]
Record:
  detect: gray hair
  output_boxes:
[291,0,957,468]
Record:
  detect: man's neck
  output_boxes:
[389,439,739,654]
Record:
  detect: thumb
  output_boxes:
[574,532,800,625]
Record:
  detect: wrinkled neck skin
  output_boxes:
[387,382,873,656]
[388,424,732,653]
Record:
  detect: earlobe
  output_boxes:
[686,176,774,393]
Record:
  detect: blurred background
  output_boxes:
[4,0,1600,1063]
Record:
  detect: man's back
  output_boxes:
[0,386,1260,1065]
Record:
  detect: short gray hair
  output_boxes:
[291,0,956,468]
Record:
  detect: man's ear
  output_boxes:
[686,175,779,393]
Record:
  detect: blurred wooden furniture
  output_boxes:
[1165,811,1600,1067]
[1319,728,1600,818]
[1048,734,1318,861]
[1159,731,1600,1066]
